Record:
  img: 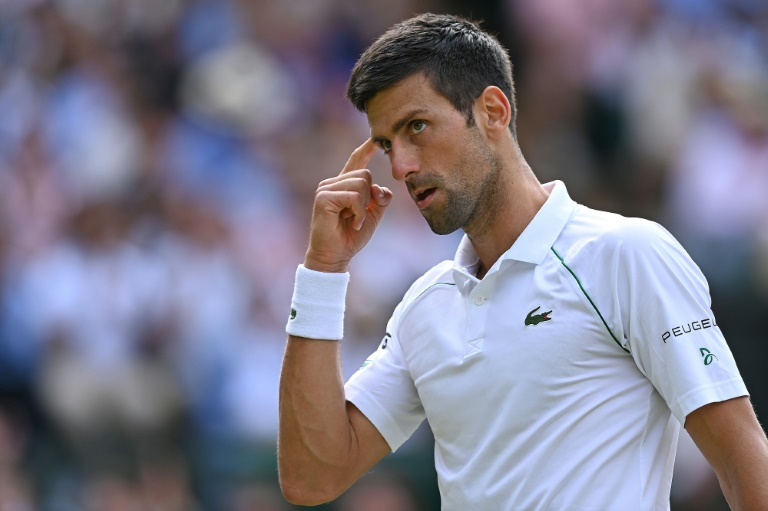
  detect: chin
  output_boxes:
[425,217,461,236]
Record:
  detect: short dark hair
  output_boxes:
[346,13,517,136]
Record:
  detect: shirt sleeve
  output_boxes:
[616,219,748,425]
[344,300,426,452]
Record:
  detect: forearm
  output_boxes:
[278,335,357,503]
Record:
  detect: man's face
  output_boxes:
[367,73,502,235]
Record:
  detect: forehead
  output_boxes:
[365,74,457,133]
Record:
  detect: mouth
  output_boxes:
[413,187,437,209]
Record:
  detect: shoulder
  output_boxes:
[384,259,456,335]
[400,260,456,306]
[559,205,682,261]
[557,206,708,302]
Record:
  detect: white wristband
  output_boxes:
[286,264,350,340]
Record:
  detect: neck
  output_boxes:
[466,155,549,280]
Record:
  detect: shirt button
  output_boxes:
[474,296,486,306]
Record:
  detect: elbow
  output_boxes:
[279,481,315,506]
[280,485,334,507]
[278,469,345,506]
[280,482,343,506]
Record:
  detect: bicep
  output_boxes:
[345,401,391,480]
[685,396,764,464]
[685,396,768,507]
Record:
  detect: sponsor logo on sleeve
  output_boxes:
[700,347,718,365]
[661,317,718,343]
[360,333,391,369]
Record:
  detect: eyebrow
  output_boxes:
[371,108,429,145]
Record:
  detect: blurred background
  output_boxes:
[0,0,766,509]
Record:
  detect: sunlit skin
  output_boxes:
[280,78,552,503]
[366,72,549,278]
[368,77,501,236]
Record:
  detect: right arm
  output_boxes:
[278,140,394,505]
[279,337,390,505]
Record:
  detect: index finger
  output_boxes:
[340,139,377,175]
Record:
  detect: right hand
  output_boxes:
[305,139,393,273]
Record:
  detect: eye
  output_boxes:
[381,139,392,153]
[411,120,427,134]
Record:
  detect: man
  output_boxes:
[278,13,768,510]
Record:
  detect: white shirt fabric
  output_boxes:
[345,181,748,511]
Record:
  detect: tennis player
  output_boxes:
[279,13,768,510]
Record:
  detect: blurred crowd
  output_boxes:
[0,0,766,509]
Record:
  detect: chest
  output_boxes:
[399,261,636,437]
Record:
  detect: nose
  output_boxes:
[389,145,419,181]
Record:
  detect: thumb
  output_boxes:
[365,185,393,225]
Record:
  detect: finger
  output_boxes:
[318,171,372,191]
[365,185,393,227]
[317,177,372,216]
[316,189,367,230]
[370,184,393,207]
[341,139,377,175]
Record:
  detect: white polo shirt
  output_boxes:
[344,181,748,510]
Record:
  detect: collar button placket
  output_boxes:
[463,276,496,361]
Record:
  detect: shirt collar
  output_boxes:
[453,180,577,279]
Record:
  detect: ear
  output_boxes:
[475,86,511,139]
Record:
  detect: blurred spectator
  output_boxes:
[82,474,144,511]
[137,454,200,511]
[0,0,765,509]
[0,129,69,262]
[19,199,184,471]
[158,196,254,437]
[0,406,36,511]
[0,470,35,511]
[661,55,768,293]
[337,471,425,511]
[228,481,292,511]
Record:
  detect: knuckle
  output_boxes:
[313,178,370,208]
[314,189,337,204]
[350,176,367,189]
[336,177,365,193]
[349,189,363,203]
[345,169,371,181]
[352,169,371,183]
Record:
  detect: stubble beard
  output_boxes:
[423,131,503,236]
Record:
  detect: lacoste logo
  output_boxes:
[700,347,718,365]
[289,308,296,320]
[525,306,552,326]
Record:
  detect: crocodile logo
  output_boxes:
[289,308,297,320]
[525,306,552,326]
